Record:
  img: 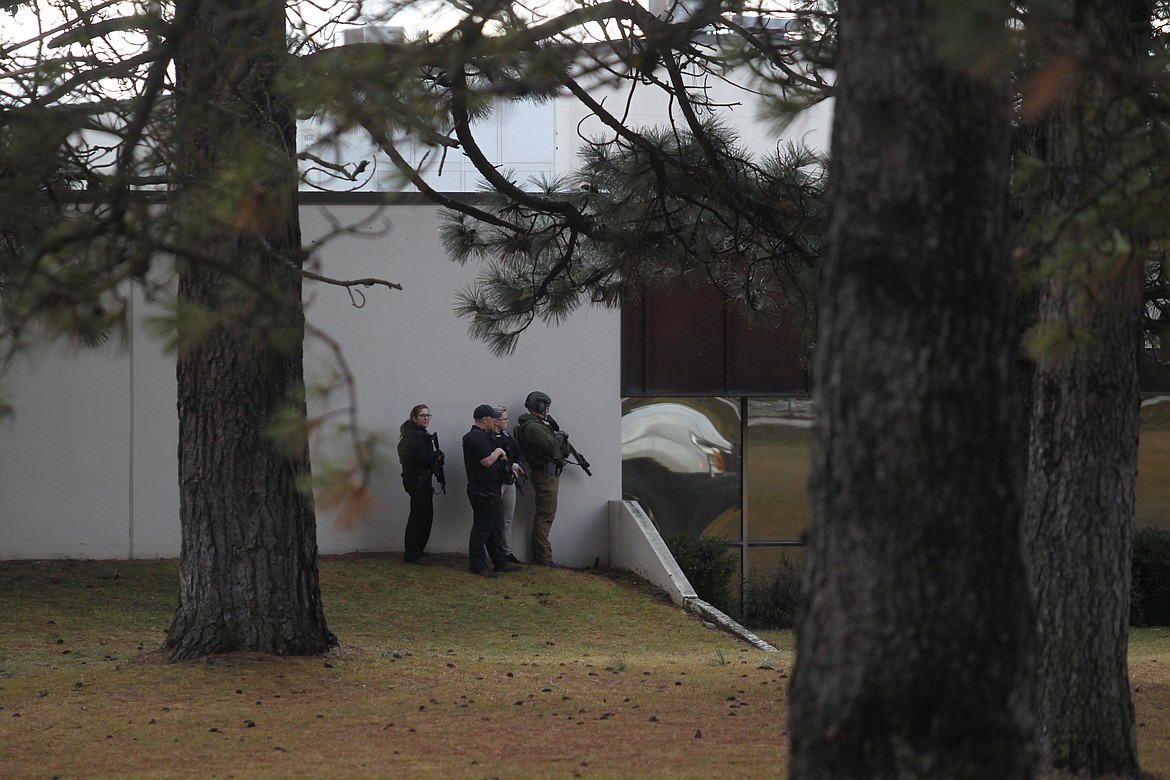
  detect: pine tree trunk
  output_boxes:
[163,0,335,660]
[1022,1,1148,773]
[789,2,1034,776]
[1026,298,1140,775]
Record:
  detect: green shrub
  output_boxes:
[742,555,802,630]
[1132,528,1170,627]
[663,531,737,615]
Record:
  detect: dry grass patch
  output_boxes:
[1129,629,1170,779]
[1,554,789,779]
[5,555,1170,778]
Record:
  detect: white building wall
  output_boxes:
[0,202,622,567]
[0,342,133,558]
[303,202,622,565]
[127,290,183,558]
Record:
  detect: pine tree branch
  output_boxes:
[298,268,403,299]
[721,16,834,96]
[446,38,596,234]
[359,121,522,233]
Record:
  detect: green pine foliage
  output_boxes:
[0,116,131,358]
[1011,25,1170,368]
[440,123,826,356]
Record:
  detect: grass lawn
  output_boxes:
[0,555,787,779]
[2,555,1168,779]
[1130,628,1170,778]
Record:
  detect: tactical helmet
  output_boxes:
[525,391,552,412]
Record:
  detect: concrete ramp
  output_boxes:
[608,499,777,652]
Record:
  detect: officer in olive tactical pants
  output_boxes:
[514,391,570,568]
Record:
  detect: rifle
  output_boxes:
[429,432,447,494]
[546,416,592,477]
[492,429,524,491]
[566,441,592,477]
[514,469,530,495]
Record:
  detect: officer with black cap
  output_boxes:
[515,391,571,567]
[462,404,523,577]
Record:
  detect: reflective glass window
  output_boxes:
[1138,399,1170,530]
[620,397,742,539]
[745,545,805,584]
[745,398,813,544]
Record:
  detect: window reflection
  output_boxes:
[620,396,816,546]
[1138,399,1170,530]
[620,398,742,538]
[621,393,1170,625]
[745,398,813,543]
[622,395,815,619]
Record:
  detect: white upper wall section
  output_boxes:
[298,30,832,194]
[299,99,561,193]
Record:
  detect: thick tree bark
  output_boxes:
[789,2,1034,777]
[1022,1,1149,774]
[163,0,335,660]
[1026,298,1141,776]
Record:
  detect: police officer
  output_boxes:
[397,404,444,565]
[463,404,523,578]
[514,391,571,568]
